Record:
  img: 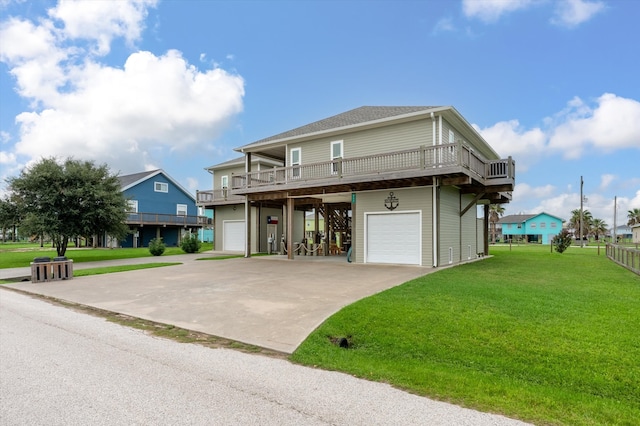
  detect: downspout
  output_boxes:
[244,152,252,258]
[431,112,438,267]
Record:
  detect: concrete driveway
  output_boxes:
[4,256,429,353]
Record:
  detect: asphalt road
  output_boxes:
[0,290,530,425]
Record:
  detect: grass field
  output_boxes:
[0,242,214,268]
[291,245,640,425]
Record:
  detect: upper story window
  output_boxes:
[127,200,138,213]
[540,222,546,228]
[331,140,343,174]
[531,223,537,229]
[551,222,557,228]
[221,175,229,189]
[155,182,168,193]
[176,204,187,216]
[290,147,301,178]
[449,130,455,144]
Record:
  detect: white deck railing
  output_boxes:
[231,142,514,190]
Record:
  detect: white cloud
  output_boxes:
[472,119,546,171]
[598,174,616,191]
[13,50,244,174]
[515,182,557,199]
[461,0,603,28]
[548,93,640,159]
[48,0,158,55]
[462,0,537,23]
[551,0,606,28]
[0,0,245,176]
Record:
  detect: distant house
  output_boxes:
[610,225,633,242]
[118,170,207,248]
[633,224,640,244]
[498,212,563,244]
[198,206,214,243]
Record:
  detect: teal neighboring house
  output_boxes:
[198,207,214,243]
[498,212,564,244]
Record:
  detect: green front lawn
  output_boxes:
[0,242,214,268]
[292,246,640,425]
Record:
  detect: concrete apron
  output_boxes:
[4,257,430,353]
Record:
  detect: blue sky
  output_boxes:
[1,0,638,228]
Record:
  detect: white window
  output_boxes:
[541,222,546,229]
[531,223,537,229]
[154,182,168,193]
[449,130,455,144]
[290,147,301,178]
[221,175,229,198]
[127,200,138,213]
[177,204,187,216]
[551,222,557,228]
[331,140,343,174]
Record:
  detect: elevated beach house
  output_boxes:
[119,169,208,248]
[498,212,564,244]
[197,106,515,266]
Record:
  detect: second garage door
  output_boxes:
[223,220,245,252]
[366,212,421,265]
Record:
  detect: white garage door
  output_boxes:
[366,212,420,265]
[223,220,245,252]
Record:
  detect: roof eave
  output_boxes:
[236,106,451,152]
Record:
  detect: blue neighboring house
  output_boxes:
[118,169,207,248]
[498,212,564,244]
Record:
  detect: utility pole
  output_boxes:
[580,176,584,248]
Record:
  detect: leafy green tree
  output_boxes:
[628,208,640,226]
[552,229,572,253]
[180,232,202,253]
[0,197,20,242]
[7,157,129,256]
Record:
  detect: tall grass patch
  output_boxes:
[292,246,640,425]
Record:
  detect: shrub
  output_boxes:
[148,238,166,256]
[180,233,202,253]
[552,229,572,253]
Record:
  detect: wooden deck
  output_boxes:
[125,212,210,227]
[197,142,515,205]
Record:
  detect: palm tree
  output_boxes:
[569,208,592,240]
[628,208,640,226]
[591,218,608,241]
[489,204,505,243]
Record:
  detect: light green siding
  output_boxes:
[439,186,460,265]
[294,119,433,165]
[460,193,478,261]
[213,165,245,191]
[354,187,433,266]
[477,218,485,254]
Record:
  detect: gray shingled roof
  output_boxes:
[118,170,159,189]
[246,106,438,146]
[497,214,536,224]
